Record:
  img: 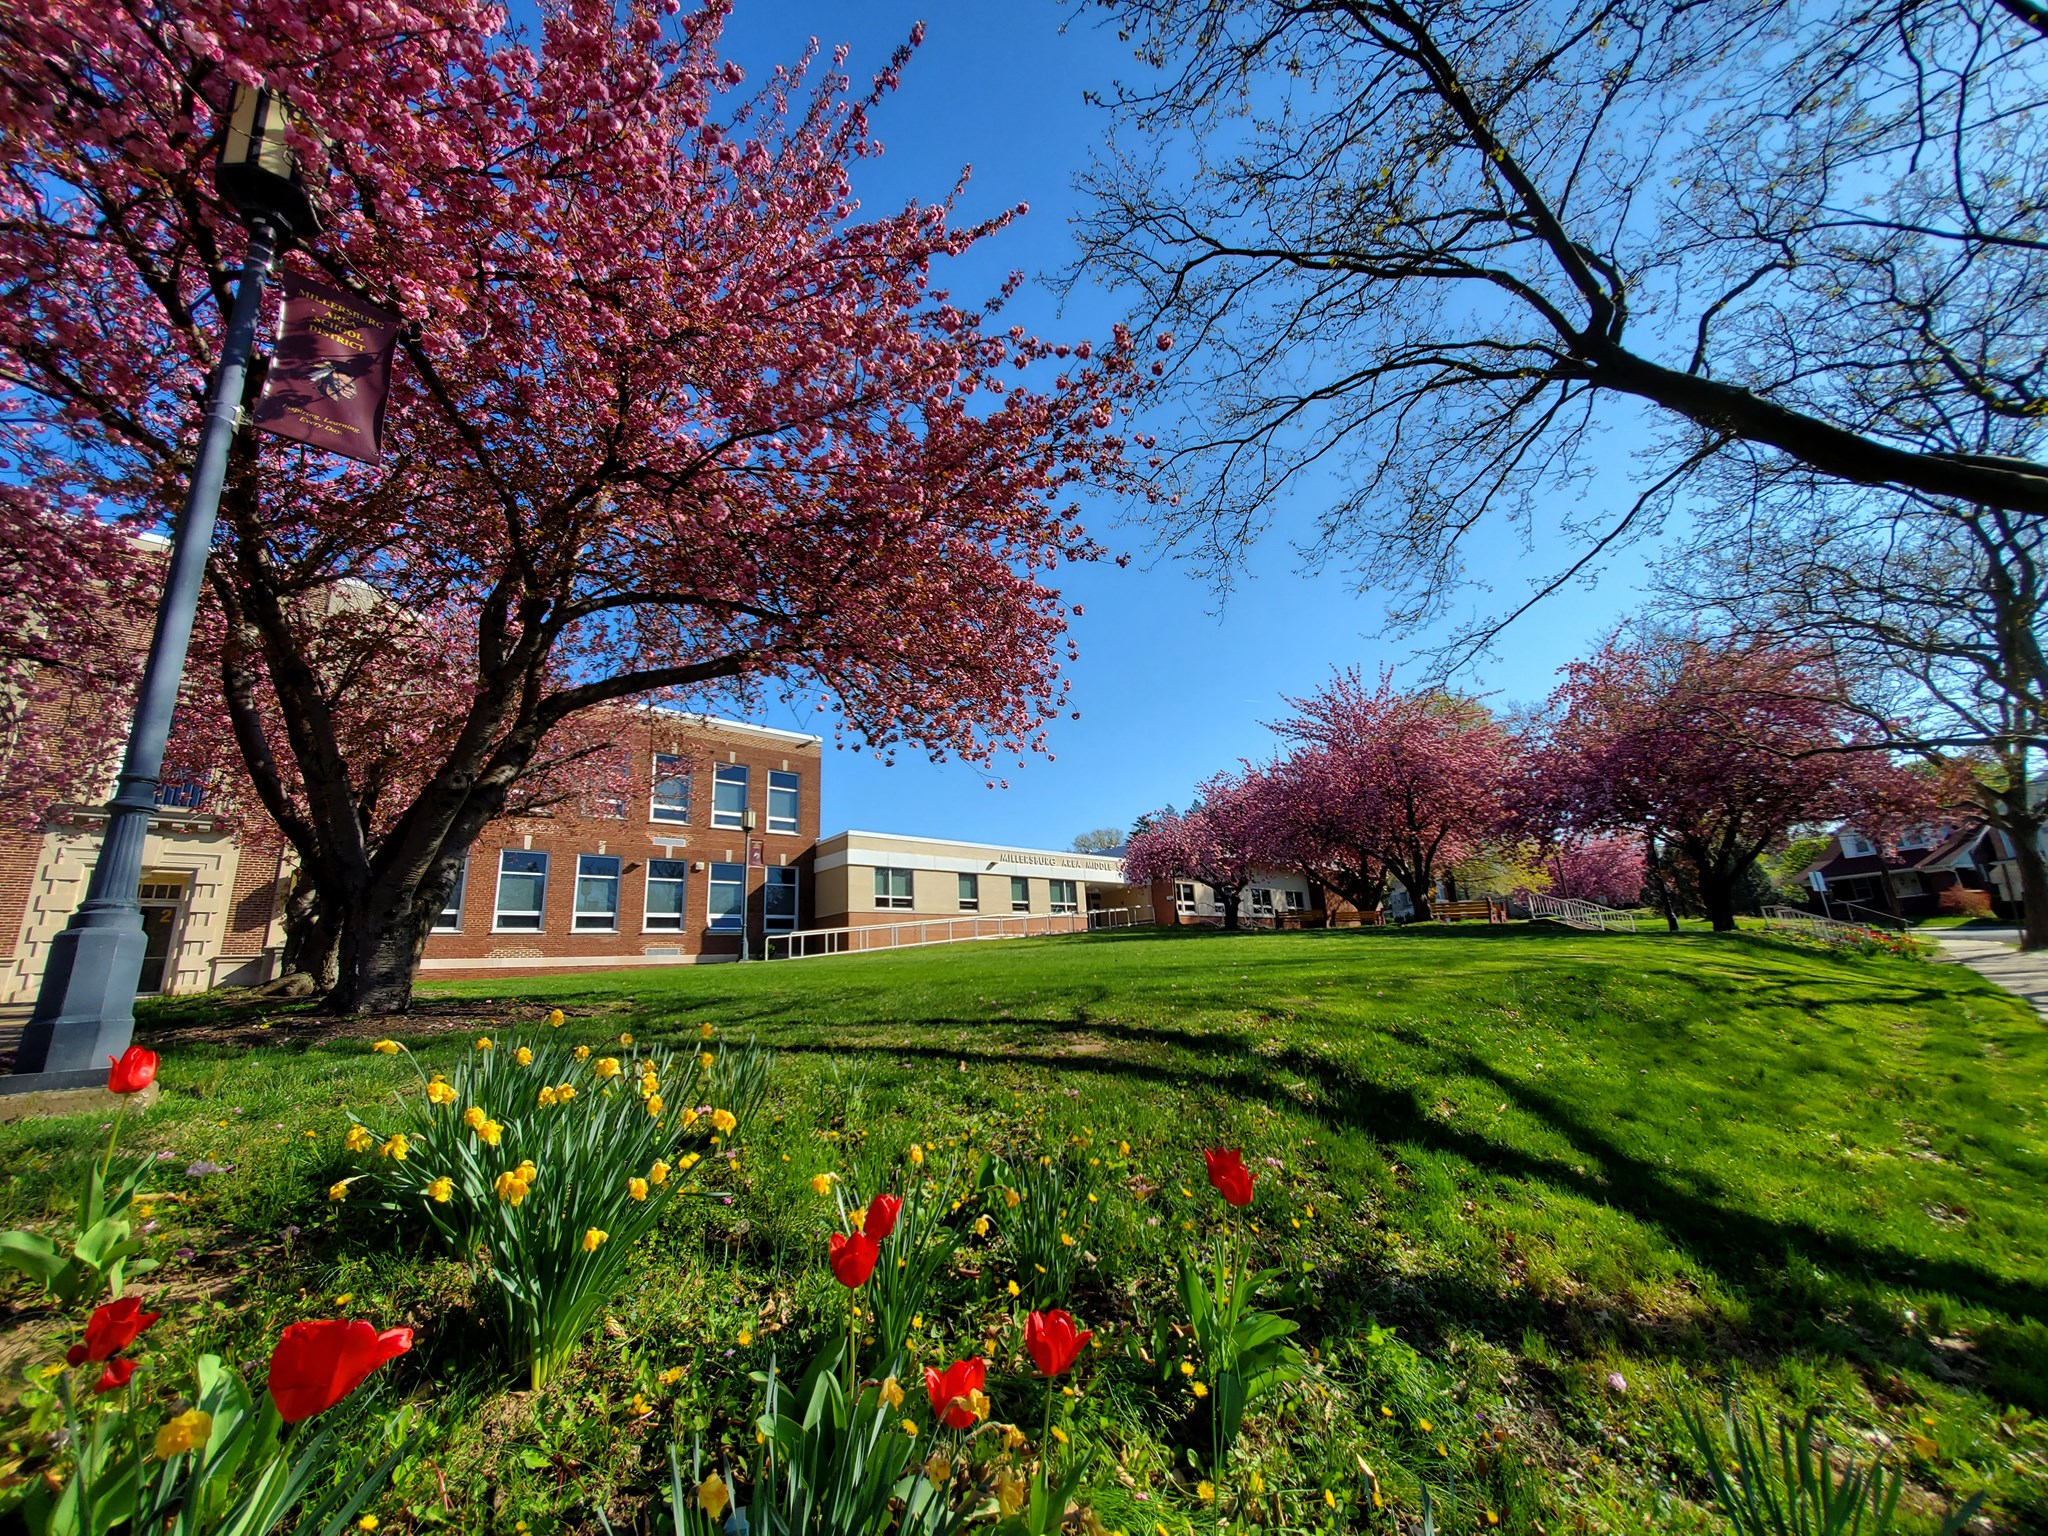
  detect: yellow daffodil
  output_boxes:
[924,1452,952,1484]
[583,1227,608,1252]
[996,1468,1027,1516]
[1119,1140,1130,1156]
[811,1172,834,1195]
[427,1080,457,1106]
[646,1094,665,1118]
[1004,1188,1021,1209]
[711,1108,736,1134]
[907,1144,924,1165]
[479,1119,503,1146]
[371,1039,399,1055]
[968,1388,991,1421]
[1325,1490,1339,1510]
[629,1177,649,1202]
[649,1159,671,1185]
[427,1176,454,1203]
[881,1375,905,1408]
[697,1473,729,1519]
[557,1083,576,1102]
[699,1023,714,1039]
[699,1051,715,1070]
[475,1036,493,1051]
[345,1124,374,1154]
[495,1170,532,1206]
[514,1046,533,1066]
[464,1105,488,1131]
[974,1216,990,1236]
[328,1181,350,1202]
[1001,1423,1027,1451]
[679,1152,701,1171]
[595,1057,621,1080]
[546,1008,564,1027]
[631,1392,649,1415]
[379,1133,409,1161]
[620,1032,635,1046]
[680,1107,700,1131]
[538,1086,559,1108]
[153,1409,212,1460]
[573,1044,591,1061]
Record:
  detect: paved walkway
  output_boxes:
[1931,928,2048,1023]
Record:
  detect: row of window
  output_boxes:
[644,759,802,833]
[1173,883,1307,917]
[872,869,1079,915]
[437,851,798,935]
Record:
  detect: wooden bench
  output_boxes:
[1326,908,1387,927]
[1432,899,1502,924]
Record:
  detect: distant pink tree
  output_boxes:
[1246,751,1392,916]
[1530,633,1935,931]
[1124,769,1270,929]
[1268,670,1518,919]
[1535,835,1646,909]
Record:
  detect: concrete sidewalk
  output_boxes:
[1932,928,2048,1023]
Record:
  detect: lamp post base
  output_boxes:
[0,1078,157,1119]
[13,915,144,1076]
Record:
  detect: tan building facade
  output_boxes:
[807,831,1132,928]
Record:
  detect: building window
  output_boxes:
[651,754,691,824]
[644,859,688,931]
[875,867,915,910]
[494,850,549,931]
[1842,833,1871,857]
[1250,887,1275,917]
[433,855,469,932]
[708,862,745,931]
[712,763,749,829]
[1050,879,1078,915]
[764,866,798,929]
[958,873,980,911]
[1011,876,1031,913]
[1283,889,1307,911]
[767,770,800,835]
[574,854,621,932]
[1174,882,1197,915]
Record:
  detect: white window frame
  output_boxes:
[1174,881,1197,916]
[573,854,621,932]
[875,867,915,910]
[1249,887,1275,917]
[708,862,746,931]
[1049,879,1078,915]
[711,763,749,830]
[767,770,800,836]
[1282,889,1307,911]
[651,753,691,825]
[643,859,688,932]
[493,850,549,932]
[1010,876,1031,913]
[433,854,469,933]
[763,865,799,930]
[957,873,980,912]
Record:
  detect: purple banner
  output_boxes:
[254,274,400,465]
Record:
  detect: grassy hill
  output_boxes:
[3,926,2044,1532]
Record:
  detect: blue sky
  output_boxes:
[712,2,1656,849]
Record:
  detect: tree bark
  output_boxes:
[1646,835,1680,932]
[1217,883,1243,930]
[278,872,340,991]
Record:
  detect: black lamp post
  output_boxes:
[6,87,318,1094]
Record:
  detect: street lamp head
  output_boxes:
[742,809,759,832]
[216,85,320,240]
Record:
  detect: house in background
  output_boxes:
[1802,821,2010,919]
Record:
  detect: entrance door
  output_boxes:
[137,903,179,994]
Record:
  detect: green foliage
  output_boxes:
[1172,1236,1307,1466]
[341,1029,774,1387]
[1681,1401,1984,1536]
[851,1163,966,1376]
[9,1353,414,1536]
[0,1127,156,1308]
[984,1153,1100,1309]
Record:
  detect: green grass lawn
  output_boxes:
[4,926,2046,1533]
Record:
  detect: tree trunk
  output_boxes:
[1218,884,1242,930]
[1646,833,1680,932]
[2008,824,2048,953]
[327,894,431,1014]
[1698,872,1738,932]
[278,873,340,991]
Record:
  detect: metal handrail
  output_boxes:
[1527,893,1638,933]
[765,906,1154,960]
[1761,905,1885,944]
[1824,898,1910,931]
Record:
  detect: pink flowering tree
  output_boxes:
[1531,835,1647,910]
[1123,770,1270,929]
[1529,633,1936,931]
[1267,670,1518,920]
[1,0,1148,1010]
[1244,751,1391,917]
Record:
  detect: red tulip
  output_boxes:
[66,1295,161,1365]
[267,1319,414,1423]
[1024,1309,1093,1377]
[93,1357,138,1393]
[923,1356,987,1429]
[863,1193,902,1242]
[106,1045,158,1095]
[827,1230,879,1289]
[1203,1149,1255,1207]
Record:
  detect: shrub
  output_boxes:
[340,1025,775,1387]
[1937,885,1993,917]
